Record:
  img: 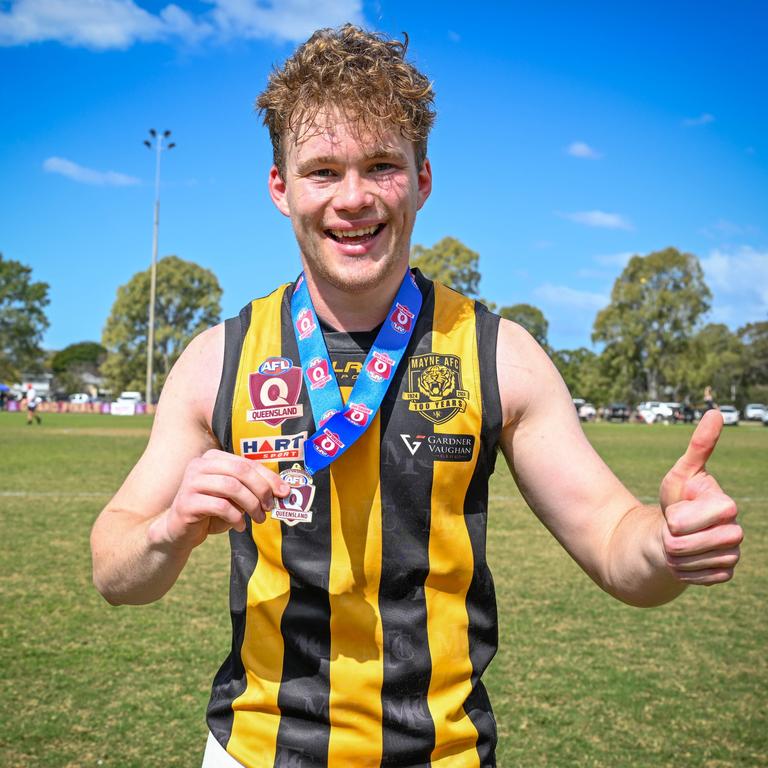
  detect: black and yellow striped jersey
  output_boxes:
[208,271,503,767]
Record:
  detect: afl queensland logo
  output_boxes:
[365,351,395,383]
[307,357,333,390]
[247,357,304,426]
[295,307,317,340]
[272,464,315,526]
[344,401,373,427]
[390,303,414,334]
[312,428,345,458]
[402,353,469,425]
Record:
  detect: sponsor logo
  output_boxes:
[248,358,304,426]
[307,357,333,390]
[366,350,395,383]
[344,401,374,427]
[402,354,469,425]
[390,302,415,334]
[332,359,362,387]
[312,428,344,458]
[399,433,475,461]
[241,432,306,462]
[273,463,315,526]
[295,307,317,340]
[400,433,425,456]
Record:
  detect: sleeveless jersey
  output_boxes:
[207,271,503,768]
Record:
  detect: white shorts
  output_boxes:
[202,732,246,768]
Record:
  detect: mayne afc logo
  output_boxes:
[307,357,333,390]
[344,401,374,427]
[296,307,317,340]
[312,428,344,458]
[402,353,469,425]
[241,432,306,462]
[247,357,304,426]
[390,303,415,334]
[365,350,395,383]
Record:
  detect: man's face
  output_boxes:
[269,114,432,294]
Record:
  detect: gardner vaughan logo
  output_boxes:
[241,432,306,462]
[400,433,425,456]
[248,357,304,426]
[344,401,374,427]
[273,463,315,526]
[296,307,317,340]
[365,350,395,383]
[390,302,415,334]
[400,432,475,461]
[312,427,345,458]
[307,357,333,390]
[402,354,469,425]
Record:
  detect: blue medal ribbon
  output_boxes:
[291,268,422,475]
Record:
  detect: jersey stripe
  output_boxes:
[326,384,385,766]
[224,286,291,766]
[426,282,483,767]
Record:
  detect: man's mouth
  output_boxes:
[325,224,385,244]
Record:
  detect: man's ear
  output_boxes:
[268,165,291,217]
[416,158,432,211]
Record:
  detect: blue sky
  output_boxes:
[1,0,767,353]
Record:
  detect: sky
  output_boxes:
[1,0,767,354]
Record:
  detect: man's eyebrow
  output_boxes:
[294,147,409,173]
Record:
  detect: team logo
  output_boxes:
[241,432,306,462]
[402,354,469,425]
[318,408,338,427]
[247,357,304,426]
[312,428,344,458]
[307,357,333,390]
[295,307,317,340]
[365,351,395,383]
[273,463,315,526]
[390,303,415,334]
[344,401,374,427]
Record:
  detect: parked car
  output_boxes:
[605,403,630,422]
[672,403,696,423]
[637,401,679,423]
[117,390,143,405]
[578,402,596,421]
[68,392,91,404]
[719,405,740,426]
[744,403,766,421]
[763,410,768,427]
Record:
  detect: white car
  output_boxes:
[744,403,766,421]
[719,405,740,426]
[636,401,679,424]
[68,392,90,404]
[578,402,596,421]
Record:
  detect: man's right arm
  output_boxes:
[90,325,289,605]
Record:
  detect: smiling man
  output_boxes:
[90,25,743,768]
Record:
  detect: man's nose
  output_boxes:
[333,171,374,212]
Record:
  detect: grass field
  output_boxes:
[1,413,766,767]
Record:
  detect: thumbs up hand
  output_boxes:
[659,410,743,585]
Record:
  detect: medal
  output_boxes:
[272,464,316,526]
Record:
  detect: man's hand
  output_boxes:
[660,410,743,585]
[147,449,290,552]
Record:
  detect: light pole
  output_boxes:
[143,129,175,406]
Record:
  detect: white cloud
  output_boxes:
[566,141,600,159]
[43,156,140,186]
[0,0,362,49]
[683,112,715,126]
[593,251,635,268]
[559,210,634,230]
[701,246,768,321]
[534,283,609,312]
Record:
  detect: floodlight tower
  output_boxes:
[143,129,175,406]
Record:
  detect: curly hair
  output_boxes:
[256,24,436,175]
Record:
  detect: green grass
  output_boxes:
[1,413,766,767]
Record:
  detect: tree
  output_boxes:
[51,341,107,395]
[497,303,549,349]
[411,237,481,297]
[102,255,222,397]
[0,253,50,380]
[592,247,711,401]
[551,347,612,404]
[739,321,768,404]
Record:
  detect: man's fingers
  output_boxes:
[666,545,741,572]
[664,490,737,535]
[673,409,724,479]
[663,522,743,559]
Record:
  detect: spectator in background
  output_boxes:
[25,383,41,425]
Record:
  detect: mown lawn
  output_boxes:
[1,413,766,767]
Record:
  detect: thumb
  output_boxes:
[662,409,724,505]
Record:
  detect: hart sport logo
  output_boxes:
[344,401,374,427]
[402,354,469,425]
[307,357,333,390]
[296,307,317,340]
[248,357,304,426]
[241,432,306,462]
[365,350,395,383]
[312,428,344,458]
[390,303,415,334]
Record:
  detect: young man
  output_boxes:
[91,25,742,768]
[25,383,41,425]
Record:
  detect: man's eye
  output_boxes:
[371,163,395,173]
[310,168,336,178]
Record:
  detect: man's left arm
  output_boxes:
[496,319,743,607]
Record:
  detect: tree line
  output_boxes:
[2,242,766,407]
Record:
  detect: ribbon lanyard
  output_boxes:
[291,268,422,475]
